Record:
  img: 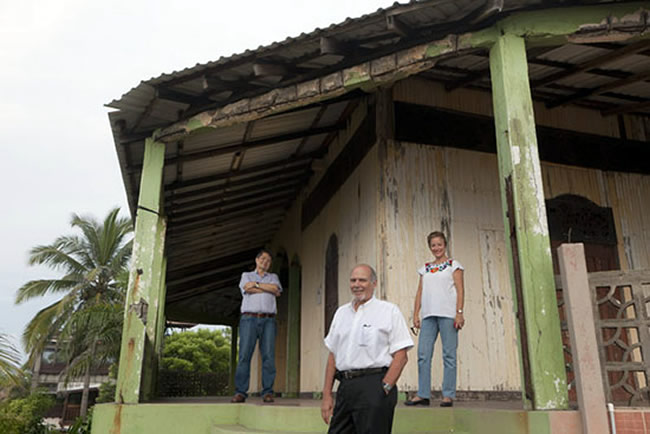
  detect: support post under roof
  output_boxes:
[115,138,167,404]
[489,33,568,411]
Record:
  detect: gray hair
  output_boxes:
[354,264,377,283]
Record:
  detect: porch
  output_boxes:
[93,397,579,434]
[97,0,650,433]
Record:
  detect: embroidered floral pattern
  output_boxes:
[424,259,453,274]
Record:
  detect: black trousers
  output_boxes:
[328,372,398,434]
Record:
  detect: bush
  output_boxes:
[0,392,55,434]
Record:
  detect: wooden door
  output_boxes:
[547,194,621,402]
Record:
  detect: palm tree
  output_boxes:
[0,333,21,386]
[15,208,132,417]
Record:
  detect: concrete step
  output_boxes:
[211,425,320,434]
[212,426,466,434]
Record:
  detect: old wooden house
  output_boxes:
[94,0,650,433]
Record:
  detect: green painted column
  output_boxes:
[229,324,238,395]
[115,138,166,404]
[285,257,301,397]
[489,33,568,410]
[141,224,168,401]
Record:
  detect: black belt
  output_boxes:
[242,312,275,318]
[335,367,388,381]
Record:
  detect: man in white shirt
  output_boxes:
[321,264,413,434]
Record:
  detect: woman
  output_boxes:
[405,231,465,407]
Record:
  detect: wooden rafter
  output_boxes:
[386,14,414,38]
[169,179,305,218]
[166,165,311,203]
[167,223,282,256]
[168,197,292,231]
[145,123,342,170]
[533,39,650,88]
[547,69,650,108]
[602,99,650,116]
[169,187,299,223]
[166,153,316,191]
[166,210,287,243]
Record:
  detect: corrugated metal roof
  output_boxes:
[108,0,650,324]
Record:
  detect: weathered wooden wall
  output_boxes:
[271,100,380,393]
[266,77,650,395]
[380,142,521,392]
[379,141,650,394]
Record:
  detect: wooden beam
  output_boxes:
[166,210,286,244]
[169,187,299,222]
[166,154,316,191]
[166,249,259,283]
[394,102,650,175]
[167,169,309,206]
[601,99,650,116]
[167,276,241,304]
[156,87,212,106]
[169,198,291,232]
[168,226,280,256]
[386,15,414,38]
[547,69,650,108]
[143,124,342,170]
[253,62,289,77]
[169,179,305,219]
[533,39,650,88]
[320,37,356,57]
[168,236,273,272]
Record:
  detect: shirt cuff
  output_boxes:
[389,339,414,355]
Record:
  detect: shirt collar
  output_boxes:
[349,295,376,311]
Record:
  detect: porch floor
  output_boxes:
[92,397,581,434]
[152,395,525,409]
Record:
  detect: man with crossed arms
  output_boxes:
[321,264,413,434]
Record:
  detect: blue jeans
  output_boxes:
[417,316,458,399]
[234,315,276,397]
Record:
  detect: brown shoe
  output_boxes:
[231,394,246,403]
[263,394,275,403]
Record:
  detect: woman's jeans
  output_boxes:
[234,315,276,397]
[417,316,458,399]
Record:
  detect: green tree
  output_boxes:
[0,392,54,434]
[15,208,132,418]
[162,329,230,374]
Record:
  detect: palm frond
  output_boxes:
[15,278,82,304]
[28,242,86,274]
[0,333,22,384]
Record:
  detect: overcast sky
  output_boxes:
[0,0,395,358]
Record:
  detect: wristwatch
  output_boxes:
[382,382,393,394]
[457,309,463,314]
[255,282,260,289]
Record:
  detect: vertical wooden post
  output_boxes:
[229,324,238,395]
[489,33,568,410]
[285,257,301,397]
[141,214,167,401]
[376,87,394,301]
[115,138,166,404]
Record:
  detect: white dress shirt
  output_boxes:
[324,297,413,371]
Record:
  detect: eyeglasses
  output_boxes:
[410,327,419,336]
